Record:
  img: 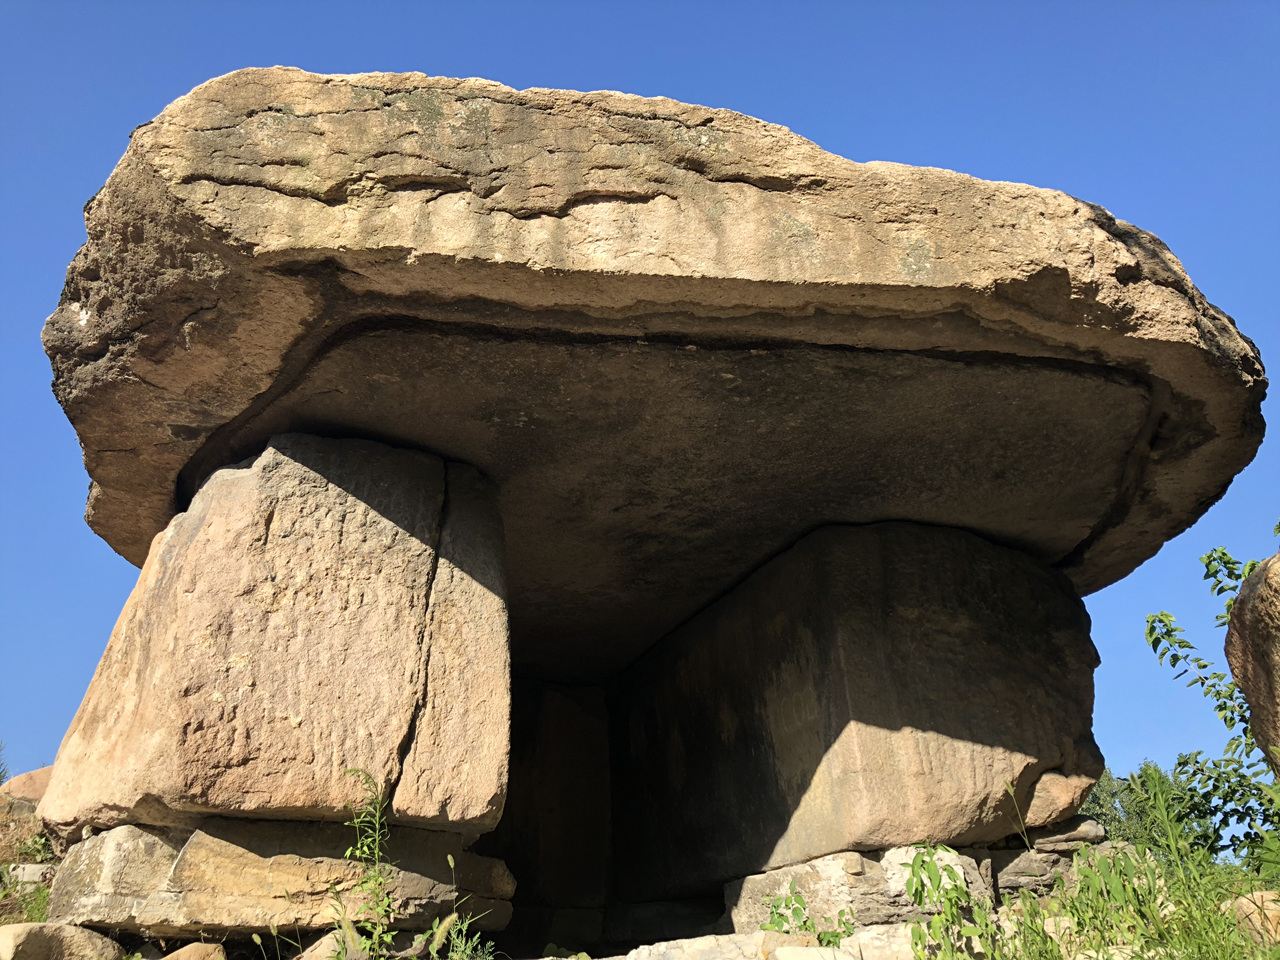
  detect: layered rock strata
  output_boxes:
[612,523,1102,901]
[1226,552,1280,770]
[48,821,514,936]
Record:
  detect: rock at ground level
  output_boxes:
[0,923,123,960]
[726,825,1107,935]
[293,932,360,960]
[594,927,913,960]
[38,436,509,838]
[614,523,1103,899]
[48,820,514,937]
[1226,552,1280,772]
[1224,890,1280,946]
[161,946,226,960]
[7,865,58,888]
[727,849,974,932]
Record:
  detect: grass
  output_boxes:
[334,770,496,960]
[0,806,54,925]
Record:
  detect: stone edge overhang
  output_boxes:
[40,67,1267,597]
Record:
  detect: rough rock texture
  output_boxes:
[1226,890,1280,947]
[595,929,913,960]
[38,435,509,837]
[726,849,980,932]
[0,924,123,960]
[161,946,226,960]
[1226,552,1280,769]
[0,769,52,805]
[47,821,514,936]
[613,523,1102,900]
[42,67,1265,681]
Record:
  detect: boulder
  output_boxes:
[726,851,930,932]
[1225,552,1280,770]
[161,947,225,960]
[48,820,514,937]
[0,924,123,960]
[1,769,52,805]
[41,67,1263,682]
[613,523,1102,899]
[1223,890,1280,947]
[38,435,508,838]
[1028,815,1106,853]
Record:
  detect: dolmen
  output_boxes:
[37,67,1266,952]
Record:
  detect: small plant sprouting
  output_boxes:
[332,770,495,960]
[759,878,857,948]
[334,769,397,960]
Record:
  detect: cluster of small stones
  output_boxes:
[16,64,1269,960]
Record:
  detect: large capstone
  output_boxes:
[39,434,509,837]
[611,523,1102,901]
[42,67,1264,682]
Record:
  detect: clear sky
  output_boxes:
[0,1,1276,780]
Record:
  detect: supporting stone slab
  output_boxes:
[39,435,509,838]
[48,820,515,936]
[612,522,1103,901]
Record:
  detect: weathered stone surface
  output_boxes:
[161,946,225,960]
[1224,890,1280,947]
[1,769,52,805]
[727,851,922,932]
[988,847,1072,897]
[43,67,1264,681]
[0,924,122,960]
[1226,552,1280,770]
[1028,815,1106,852]
[596,928,913,960]
[48,820,514,936]
[38,435,508,837]
[8,864,58,888]
[614,523,1102,900]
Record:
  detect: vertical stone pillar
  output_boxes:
[611,522,1103,902]
[39,434,510,837]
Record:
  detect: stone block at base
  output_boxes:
[613,523,1104,900]
[0,924,123,960]
[48,821,514,937]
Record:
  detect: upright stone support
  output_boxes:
[39,434,510,838]
[612,523,1103,902]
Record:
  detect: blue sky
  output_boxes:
[0,1,1276,780]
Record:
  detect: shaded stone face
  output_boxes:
[1226,552,1280,770]
[41,68,1265,681]
[611,523,1102,901]
[38,435,510,838]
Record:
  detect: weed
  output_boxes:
[0,866,50,925]
[333,769,495,960]
[15,835,53,864]
[759,878,857,947]
[334,769,397,960]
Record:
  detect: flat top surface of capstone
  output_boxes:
[43,67,1265,680]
